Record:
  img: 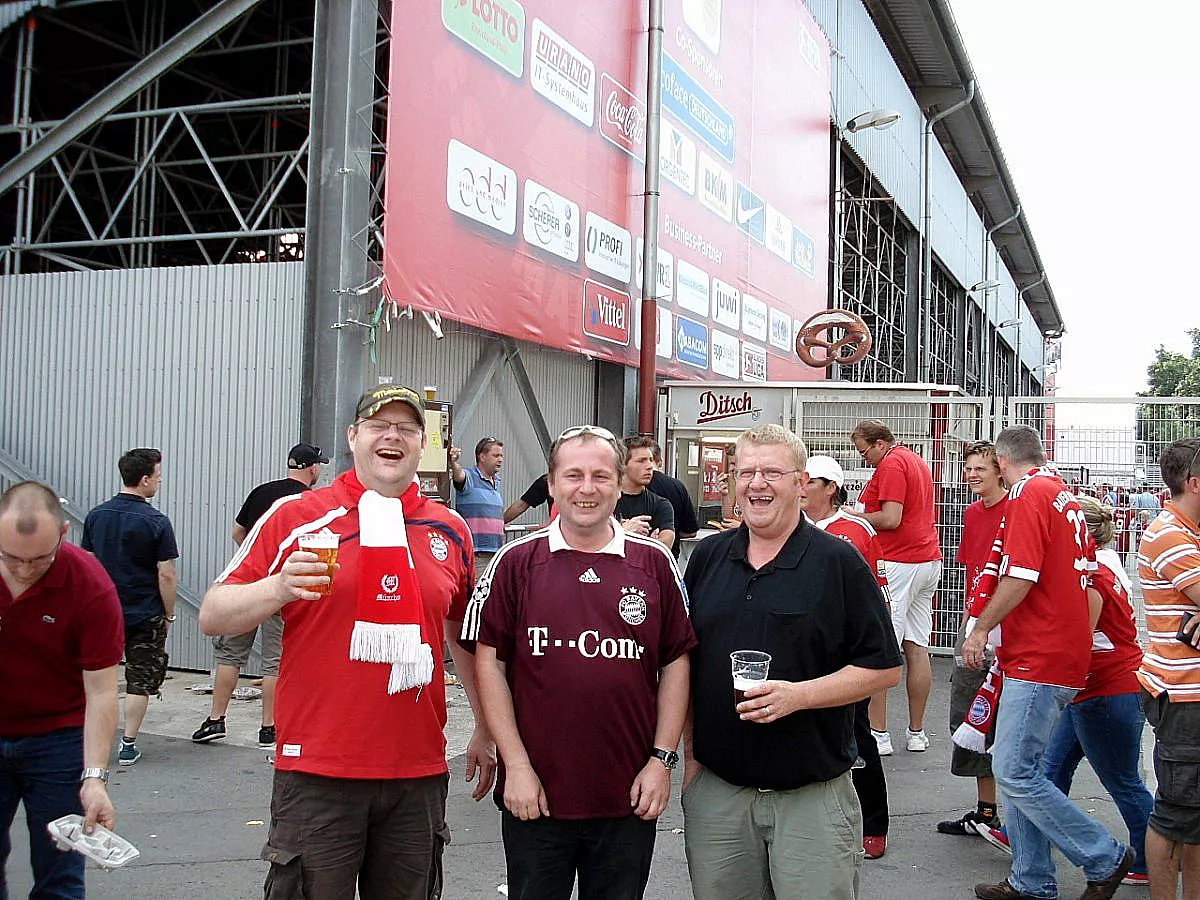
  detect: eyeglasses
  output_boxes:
[0,536,62,568]
[557,425,618,442]
[734,468,801,482]
[1189,442,1200,480]
[355,418,423,439]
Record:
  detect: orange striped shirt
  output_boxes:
[1136,501,1200,700]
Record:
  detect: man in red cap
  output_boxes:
[200,384,496,900]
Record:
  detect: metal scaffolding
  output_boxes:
[0,0,319,272]
[925,263,963,387]
[837,156,911,383]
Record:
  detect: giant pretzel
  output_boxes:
[795,309,873,368]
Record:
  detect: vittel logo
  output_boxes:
[696,389,761,424]
[600,73,647,161]
[583,279,631,346]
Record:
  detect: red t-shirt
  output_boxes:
[0,543,125,737]
[958,497,1008,607]
[812,509,891,601]
[995,468,1095,689]
[463,520,696,819]
[1076,549,1142,702]
[218,470,473,779]
[859,444,941,563]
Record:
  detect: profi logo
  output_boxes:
[600,73,647,162]
[696,389,761,424]
[446,139,517,235]
[584,211,632,283]
[442,0,526,78]
[583,279,631,346]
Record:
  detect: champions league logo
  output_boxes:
[618,586,648,625]
[428,532,449,562]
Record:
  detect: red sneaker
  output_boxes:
[863,835,887,859]
[973,823,1012,856]
[1121,872,1149,887]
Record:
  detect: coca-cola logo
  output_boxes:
[599,73,646,162]
[696,390,762,424]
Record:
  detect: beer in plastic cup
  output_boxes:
[298,532,338,597]
[730,650,772,707]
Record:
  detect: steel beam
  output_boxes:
[0,0,268,199]
[301,0,377,467]
[502,338,554,460]
[452,341,510,436]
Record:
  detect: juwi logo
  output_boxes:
[443,0,526,78]
[582,279,631,346]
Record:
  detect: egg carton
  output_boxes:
[46,815,140,869]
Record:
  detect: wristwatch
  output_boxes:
[80,767,110,784]
[650,748,679,770]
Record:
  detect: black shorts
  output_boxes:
[1143,689,1200,844]
[124,615,168,697]
[949,665,995,779]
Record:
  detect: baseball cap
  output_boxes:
[354,383,425,427]
[805,455,845,486]
[288,442,329,469]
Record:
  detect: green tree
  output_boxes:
[1136,329,1200,465]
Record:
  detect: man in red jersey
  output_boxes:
[465,425,694,900]
[804,455,892,861]
[0,482,123,900]
[199,384,497,900]
[938,441,1007,838]
[963,426,1131,900]
[852,419,942,755]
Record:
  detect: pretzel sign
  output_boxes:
[795,309,873,368]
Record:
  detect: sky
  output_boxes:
[947,1,1199,398]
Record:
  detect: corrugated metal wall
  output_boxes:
[0,261,305,671]
[805,0,1042,373]
[369,319,599,523]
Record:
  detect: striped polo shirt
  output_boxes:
[1137,500,1200,700]
[455,466,504,554]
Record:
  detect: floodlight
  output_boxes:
[845,109,902,133]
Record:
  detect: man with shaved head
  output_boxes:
[0,482,124,899]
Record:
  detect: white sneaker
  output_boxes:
[871,729,893,756]
[906,728,930,752]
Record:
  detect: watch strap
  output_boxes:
[80,767,109,784]
[650,747,678,769]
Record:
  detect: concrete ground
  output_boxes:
[6,657,1155,899]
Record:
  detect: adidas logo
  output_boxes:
[578,568,601,584]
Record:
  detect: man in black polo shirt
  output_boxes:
[192,442,328,748]
[616,436,675,551]
[83,448,179,767]
[682,424,902,900]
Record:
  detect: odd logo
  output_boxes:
[446,139,517,235]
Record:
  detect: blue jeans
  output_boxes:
[0,727,85,900]
[1043,692,1153,876]
[992,678,1126,898]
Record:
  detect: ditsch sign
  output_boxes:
[696,389,762,424]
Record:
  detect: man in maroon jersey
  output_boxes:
[466,425,694,900]
[937,441,1007,838]
[963,426,1132,900]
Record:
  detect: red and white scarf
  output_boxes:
[351,483,434,694]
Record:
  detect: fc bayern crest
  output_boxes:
[380,573,400,594]
[967,695,992,726]
[429,532,449,561]
[618,586,648,625]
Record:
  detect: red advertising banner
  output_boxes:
[383,0,831,382]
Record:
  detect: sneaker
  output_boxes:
[1121,872,1149,887]
[936,809,999,835]
[117,739,141,767]
[871,729,894,756]
[974,822,1012,856]
[906,728,930,752]
[863,835,886,859]
[191,717,227,744]
[258,725,276,748]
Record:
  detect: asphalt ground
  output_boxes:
[7,656,1155,899]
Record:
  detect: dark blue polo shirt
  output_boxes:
[82,493,178,629]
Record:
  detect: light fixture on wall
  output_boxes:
[969,280,1001,293]
[845,109,902,133]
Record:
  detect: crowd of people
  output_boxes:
[2,383,1199,900]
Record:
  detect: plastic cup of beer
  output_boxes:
[298,532,338,597]
[731,650,772,708]
[423,385,438,401]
